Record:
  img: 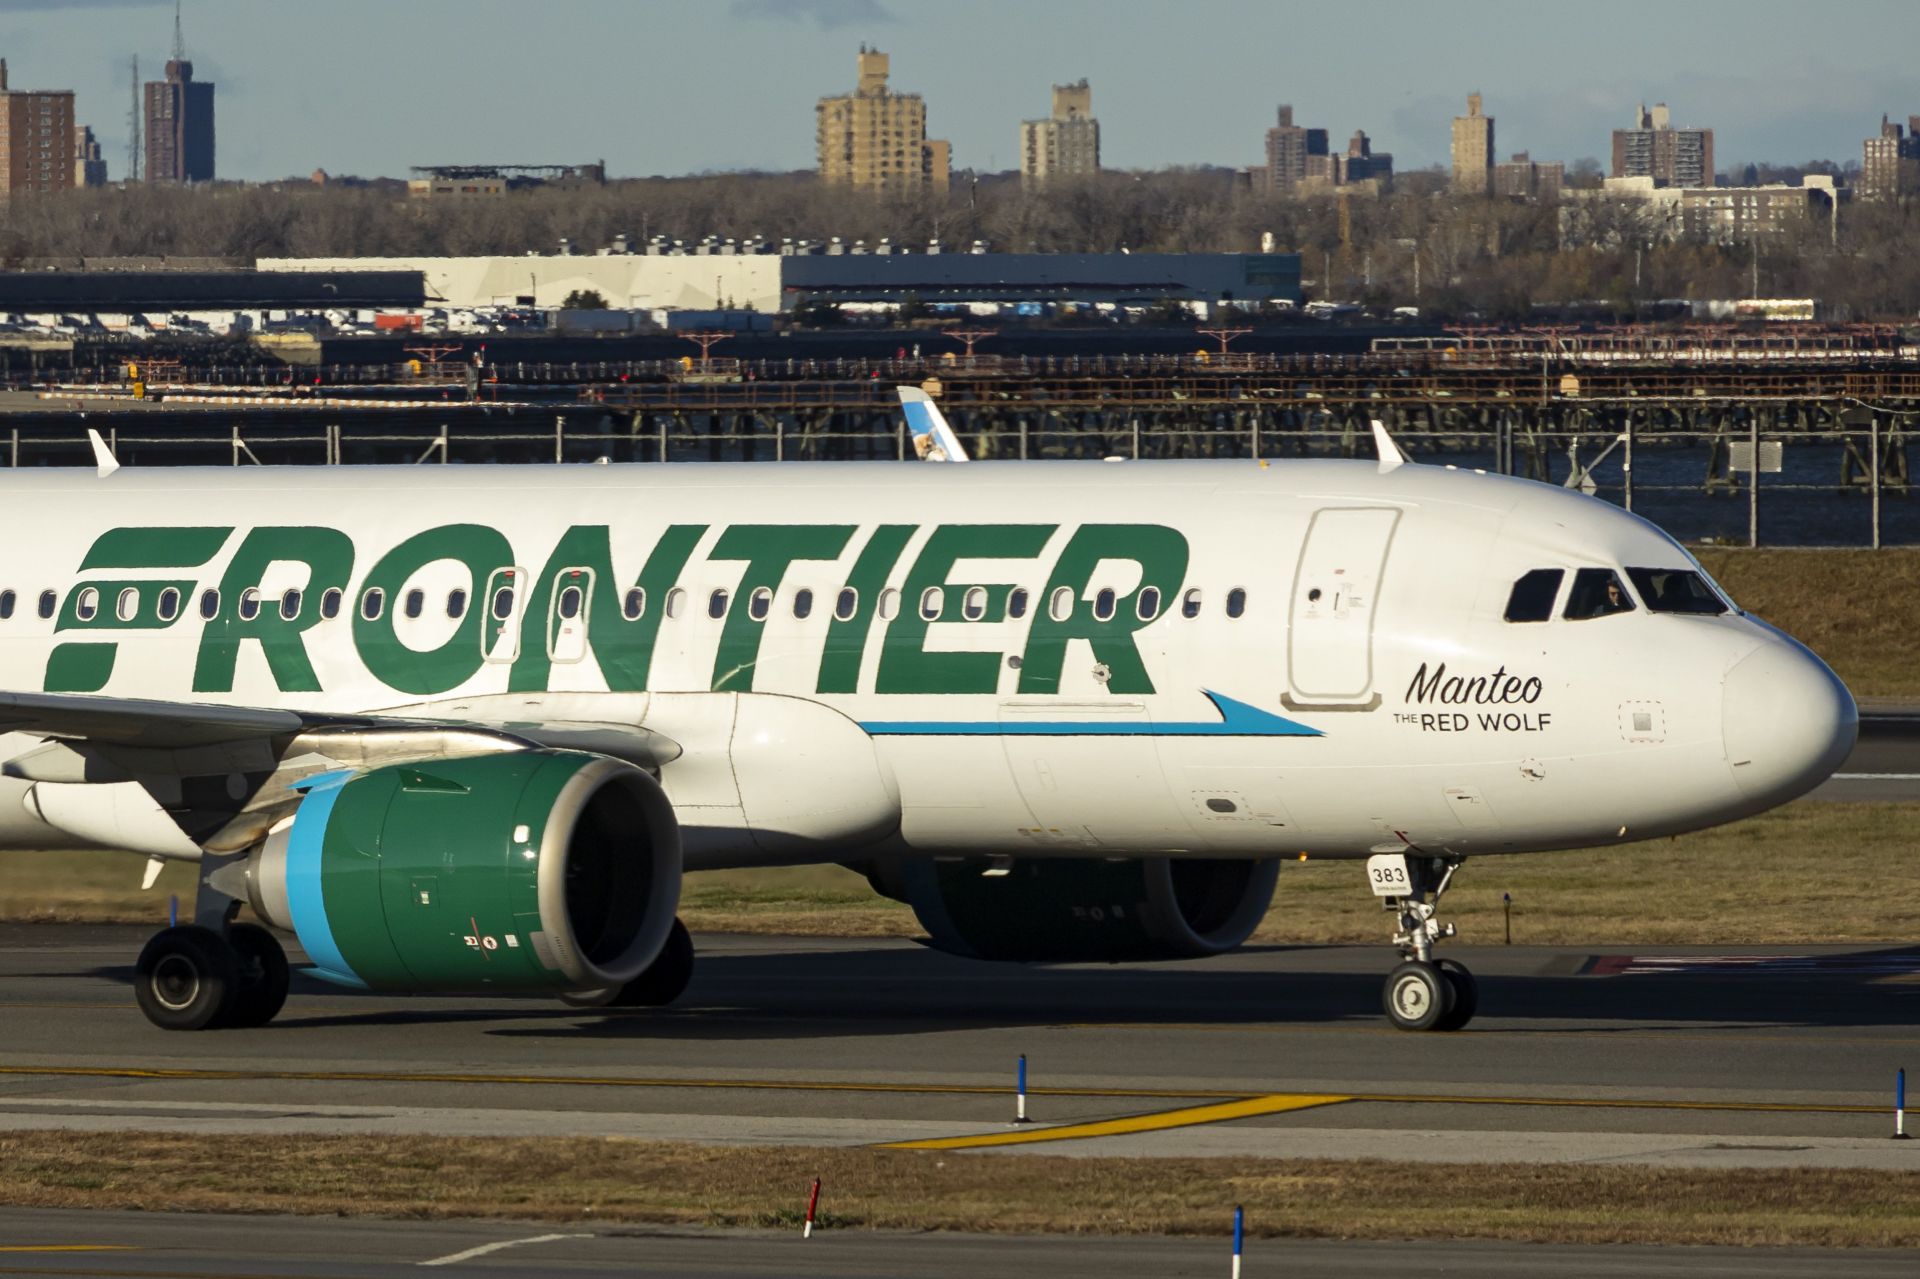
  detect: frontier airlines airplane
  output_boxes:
[0,399,1855,1033]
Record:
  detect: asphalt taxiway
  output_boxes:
[2,925,1917,1169]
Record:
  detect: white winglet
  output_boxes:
[87,429,120,478]
[897,387,970,464]
[141,856,165,891]
[1371,419,1408,473]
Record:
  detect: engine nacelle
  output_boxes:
[869,855,1279,962]
[246,751,680,993]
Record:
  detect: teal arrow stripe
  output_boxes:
[859,690,1322,738]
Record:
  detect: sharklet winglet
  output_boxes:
[1371,419,1408,473]
[88,429,119,478]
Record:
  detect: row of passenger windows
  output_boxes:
[1503,566,1729,623]
[0,583,1254,625]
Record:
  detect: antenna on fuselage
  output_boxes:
[87,429,120,479]
[1370,419,1409,474]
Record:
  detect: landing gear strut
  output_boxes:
[133,854,290,1032]
[1367,852,1476,1032]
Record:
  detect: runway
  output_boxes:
[2,925,1917,1170]
[1811,708,1920,801]
[2,1206,1917,1279]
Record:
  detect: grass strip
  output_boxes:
[9,801,1918,947]
[2,1131,1918,1248]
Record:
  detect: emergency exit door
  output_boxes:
[1285,507,1400,708]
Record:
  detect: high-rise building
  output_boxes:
[1861,114,1920,201]
[1263,105,1329,191]
[144,5,215,183]
[0,60,77,203]
[1494,152,1563,202]
[74,124,107,187]
[1020,79,1100,184]
[1610,104,1713,188]
[816,46,950,194]
[1451,93,1494,195]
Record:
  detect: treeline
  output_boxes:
[4,169,1919,321]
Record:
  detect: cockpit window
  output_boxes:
[1503,569,1564,623]
[1564,568,1635,620]
[1627,567,1729,616]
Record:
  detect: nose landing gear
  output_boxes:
[1367,851,1476,1032]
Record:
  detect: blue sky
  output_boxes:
[3,0,1915,182]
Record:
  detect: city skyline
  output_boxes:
[0,0,1914,184]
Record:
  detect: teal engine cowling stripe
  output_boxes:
[283,769,367,989]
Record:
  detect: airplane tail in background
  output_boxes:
[898,387,971,463]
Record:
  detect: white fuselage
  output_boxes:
[0,458,1855,865]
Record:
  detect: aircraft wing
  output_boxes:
[0,689,681,852]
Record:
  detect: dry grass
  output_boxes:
[0,1131,1915,1247]
[1698,548,1920,702]
[10,801,1914,946]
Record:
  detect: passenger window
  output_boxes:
[962,585,987,621]
[116,588,140,622]
[158,587,181,621]
[37,590,56,620]
[1627,567,1729,616]
[833,587,858,621]
[238,588,261,621]
[877,587,899,620]
[1049,586,1075,621]
[748,587,772,621]
[0,589,14,620]
[793,588,814,620]
[360,587,385,621]
[1226,587,1247,619]
[1181,588,1203,619]
[75,587,99,622]
[403,588,425,620]
[1008,587,1029,619]
[319,588,342,620]
[919,586,943,621]
[280,589,302,621]
[446,588,467,619]
[1564,568,1635,620]
[1137,586,1162,621]
[494,587,517,620]
[200,589,220,620]
[559,586,584,620]
[708,588,728,619]
[1503,569,1564,623]
[622,588,645,621]
[1093,588,1117,621]
[665,588,686,618]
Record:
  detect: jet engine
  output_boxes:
[243,751,681,994]
[864,855,1279,962]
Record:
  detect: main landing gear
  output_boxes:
[134,850,291,1031]
[1367,851,1477,1032]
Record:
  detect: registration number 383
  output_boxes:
[1364,854,1413,899]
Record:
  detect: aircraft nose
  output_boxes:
[1722,637,1857,807]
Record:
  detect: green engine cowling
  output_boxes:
[865,856,1280,962]
[245,751,681,994]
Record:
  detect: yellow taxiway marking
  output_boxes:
[881,1093,1352,1150]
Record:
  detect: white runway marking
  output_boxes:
[419,1233,591,1267]
[1829,773,1920,780]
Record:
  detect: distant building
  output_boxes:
[1263,105,1328,192]
[405,163,605,199]
[1451,93,1494,194]
[1494,151,1563,202]
[0,60,77,203]
[144,59,214,181]
[1302,130,1394,193]
[816,46,950,194]
[1861,114,1920,201]
[1610,104,1713,188]
[1561,175,1833,247]
[74,124,107,187]
[1020,79,1100,184]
